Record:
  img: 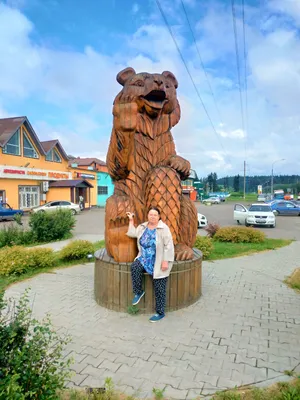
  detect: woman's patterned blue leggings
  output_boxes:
[131,259,168,315]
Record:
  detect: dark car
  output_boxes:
[0,203,24,221]
[270,200,300,216]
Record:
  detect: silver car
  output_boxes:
[31,201,81,215]
[202,197,220,204]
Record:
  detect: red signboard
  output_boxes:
[3,169,25,175]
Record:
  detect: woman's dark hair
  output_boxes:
[148,207,161,218]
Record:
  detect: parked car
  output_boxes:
[284,193,294,200]
[198,213,208,228]
[31,201,81,215]
[257,194,267,202]
[0,203,24,221]
[257,194,272,202]
[233,203,276,228]
[202,197,220,204]
[270,201,300,216]
[216,195,226,202]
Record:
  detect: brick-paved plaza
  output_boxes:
[5,241,300,399]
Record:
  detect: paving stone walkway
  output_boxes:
[5,242,300,399]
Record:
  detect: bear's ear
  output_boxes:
[162,71,178,89]
[116,67,136,86]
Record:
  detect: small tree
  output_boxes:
[233,174,240,192]
[0,289,73,399]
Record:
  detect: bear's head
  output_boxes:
[115,67,179,119]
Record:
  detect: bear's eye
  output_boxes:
[132,80,144,87]
[166,84,170,88]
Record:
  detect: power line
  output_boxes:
[155,0,230,162]
[241,0,249,156]
[180,0,223,124]
[231,0,246,156]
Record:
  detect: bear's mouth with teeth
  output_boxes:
[142,90,168,110]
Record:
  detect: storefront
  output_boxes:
[0,165,72,210]
[49,179,94,208]
[181,169,199,201]
[68,157,114,207]
[69,169,97,208]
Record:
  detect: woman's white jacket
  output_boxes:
[126,220,175,279]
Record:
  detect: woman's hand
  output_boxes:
[161,261,169,271]
[126,212,135,221]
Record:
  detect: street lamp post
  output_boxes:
[271,159,285,198]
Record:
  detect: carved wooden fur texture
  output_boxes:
[105,68,198,262]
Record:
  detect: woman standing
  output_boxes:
[126,207,174,322]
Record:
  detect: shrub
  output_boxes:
[0,224,34,248]
[214,226,266,243]
[0,246,56,276]
[29,209,75,243]
[0,289,72,399]
[194,235,213,259]
[205,222,220,238]
[60,240,94,261]
[27,247,57,269]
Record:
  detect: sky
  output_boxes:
[0,0,299,178]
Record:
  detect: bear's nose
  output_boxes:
[154,78,163,86]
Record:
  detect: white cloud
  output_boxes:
[218,128,245,139]
[268,0,300,26]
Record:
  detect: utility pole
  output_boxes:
[243,160,246,199]
[271,158,285,198]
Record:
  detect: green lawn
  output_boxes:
[0,240,105,293]
[225,193,258,203]
[207,238,292,261]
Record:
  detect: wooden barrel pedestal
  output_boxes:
[94,248,202,313]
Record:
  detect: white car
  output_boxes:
[198,213,208,229]
[31,201,81,215]
[234,203,276,228]
[202,197,220,204]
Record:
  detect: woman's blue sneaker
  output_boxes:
[132,291,145,305]
[149,313,165,322]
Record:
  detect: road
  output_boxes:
[196,202,300,240]
[1,202,299,241]
[74,203,300,241]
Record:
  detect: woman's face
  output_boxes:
[148,209,160,224]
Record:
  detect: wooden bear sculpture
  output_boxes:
[105,67,198,262]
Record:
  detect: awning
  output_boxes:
[49,179,94,188]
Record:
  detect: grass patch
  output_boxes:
[1,238,292,293]
[285,268,300,292]
[0,240,105,293]
[225,193,258,203]
[212,377,300,399]
[25,232,73,247]
[207,238,292,261]
[60,377,300,399]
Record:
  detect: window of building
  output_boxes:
[3,129,21,155]
[45,148,62,162]
[98,186,108,195]
[19,186,40,209]
[53,150,61,162]
[23,131,38,158]
[182,179,193,186]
